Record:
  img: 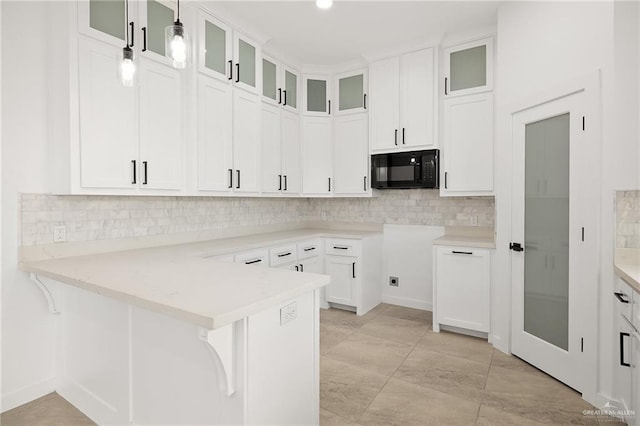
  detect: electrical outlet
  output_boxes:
[280,301,297,325]
[389,276,399,287]
[53,226,66,243]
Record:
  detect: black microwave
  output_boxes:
[371,149,439,189]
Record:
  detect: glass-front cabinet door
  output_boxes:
[303,75,331,117]
[335,69,367,115]
[78,0,130,46]
[233,32,260,95]
[198,13,232,81]
[282,66,299,112]
[262,57,279,104]
[138,0,176,63]
[444,37,493,97]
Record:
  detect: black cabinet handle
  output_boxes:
[245,259,262,265]
[141,27,147,52]
[352,262,356,278]
[363,94,367,109]
[364,176,367,191]
[295,265,299,271]
[402,128,405,144]
[444,171,448,189]
[394,129,398,145]
[452,251,473,255]
[228,169,233,188]
[444,77,448,95]
[142,161,148,185]
[615,292,631,304]
[277,252,292,258]
[284,175,288,191]
[328,177,331,192]
[131,160,137,184]
[328,100,331,115]
[300,264,304,272]
[129,21,135,48]
[620,332,631,367]
[228,60,233,80]
[333,246,348,250]
[283,90,287,106]
[235,63,240,83]
[278,88,282,104]
[236,170,240,189]
[303,247,316,252]
[278,174,282,190]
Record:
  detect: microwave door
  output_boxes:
[388,154,419,188]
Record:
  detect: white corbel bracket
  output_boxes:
[29,273,60,314]
[198,324,235,396]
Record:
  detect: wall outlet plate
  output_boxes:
[280,301,297,325]
[389,276,399,287]
[53,226,66,243]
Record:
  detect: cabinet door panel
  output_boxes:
[233,90,261,193]
[335,69,367,115]
[325,256,356,306]
[262,58,278,103]
[199,14,232,81]
[139,58,183,191]
[78,0,128,46]
[261,102,282,193]
[334,114,368,194]
[78,38,137,190]
[401,48,435,148]
[369,56,399,152]
[305,76,329,116]
[302,117,332,194]
[234,33,260,94]
[281,111,301,194]
[139,0,176,62]
[283,68,298,112]
[442,93,493,194]
[444,37,493,97]
[198,76,233,192]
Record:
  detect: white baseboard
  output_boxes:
[1,377,56,412]
[381,296,432,311]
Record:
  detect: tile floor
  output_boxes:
[1,304,623,425]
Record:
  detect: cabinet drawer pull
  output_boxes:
[352,262,356,278]
[452,251,473,255]
[142,161,148,185]
[131,160,137,184]
[277,252,292,258]
[333,246,348,250]
[303,247,316,252]
[620,332,631,367]
[245,259,262,265]
[614,292,631,304]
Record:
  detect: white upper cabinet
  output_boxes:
[233,32,261,95]
[302,117,333,195]
[281,111,301,194]
[233,89,262,193]
[137,0,178,64]
[333,114,369,194]
[261,106,301,195]
[261,55,300,113]
[303,75,332,117]
[335,69,368,115]
[369,47,435,153]
[444,37,494,98]
[441,92,494,196]
[198,14,233,82]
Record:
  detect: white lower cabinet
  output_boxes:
[433,245,491,333]
[234,249,269,267]
[614,278,634,414]
[324,236,382,315]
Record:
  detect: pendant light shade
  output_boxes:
[120,46,136,87]
[165,0,190,69]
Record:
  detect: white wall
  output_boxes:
[495,0,639,407]
[1,1,58,410]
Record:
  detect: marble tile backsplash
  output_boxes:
[20,190,495,246]
[617,190,640,249]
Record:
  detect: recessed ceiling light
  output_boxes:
[316,0,333,9]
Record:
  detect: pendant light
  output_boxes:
[165,0,190,69]
[120,0,136,87]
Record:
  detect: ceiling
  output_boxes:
[206,1,500,66]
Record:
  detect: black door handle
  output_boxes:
[363,94,367,109]
[352,262,356,278]
[300,264,304,272]
[444,171,448,189]
[277,252,292,258]
[444,77,448,95]
[245,259,261,265]
[614,292,631,304]
[328,177,331,192]
[328,100,331,115]
[402,128,405,144]
[284,175,288,191]
[236,170,240,189]
[142,161,148,185]
[278,88,282,104]
[452,251,473,255]
[620,332,631,367]
[364,176,367,191]
[283,90,287,106]
[394,129,398,145]
[129,21,135,48]
[510,242,524,252]
[278,174,282,190]
[228,169,233,188]
[141,27,147,52]
[228,60,233,80]
[131,160,137,184]
[333,246,348,250]
[235,63,240,83]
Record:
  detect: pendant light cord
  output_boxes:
[177,0,181,22]
[125,0,130,46]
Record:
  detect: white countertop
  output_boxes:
[432,227,496,249]
[20,227,380,329]
[615,248,640,292]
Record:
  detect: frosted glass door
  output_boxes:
[335,70,367,114]
[523,114,570,350]
[234,33,259,94]
[304,76,330,116]
[284,70,298,111]
[199,15,232,81]
[262,58,278,103]
[141,0,175,58]
[79,0,128,46]
[444,37,493,97]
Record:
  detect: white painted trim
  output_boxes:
[381,296,432,312]
[1,377,57,413]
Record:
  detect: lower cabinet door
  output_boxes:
[325,255,356,306]
[435,247,490,332]
[300,256,322,274]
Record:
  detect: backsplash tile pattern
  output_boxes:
[20,190,495,246]
[617,190,640,249]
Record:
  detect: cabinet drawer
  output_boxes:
[298,239,322,260]
[325,239,360,257]
[270,244,298,267]
[235,249,269,267]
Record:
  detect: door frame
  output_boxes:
[506,71,601,404]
